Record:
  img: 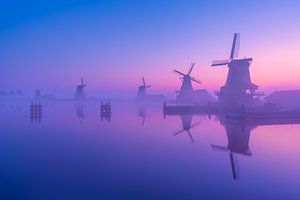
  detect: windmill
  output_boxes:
[137,77,151,98]
[173,63,201,103]
[212,33,260,106]
[173,115,201,143]
[75,77,87,100]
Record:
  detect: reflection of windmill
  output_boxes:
[173,115,201,143]
[75,101,86,125]
[30,102,42,123]
[75,77,87,100]
[211,118,253,180]
[136,103,151,126]
[138,105,146,125]
[173,63,201,103]
[212,33,261,106]
[101,101,112,122]
[137,77,151,98]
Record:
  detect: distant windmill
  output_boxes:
[173,63,201,103]
[173,115,201,143]
[212,33,260,106]
[137,77,151,98]
[75,77,87,100]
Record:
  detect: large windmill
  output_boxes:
[137,77,151,98]
[174,63,201,103]
[212,33,261,106]
[75,77,87,100]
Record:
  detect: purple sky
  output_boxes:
[1,0,300,98]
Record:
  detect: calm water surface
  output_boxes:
[0,100,300,199]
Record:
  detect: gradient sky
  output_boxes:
[1,0,300,98]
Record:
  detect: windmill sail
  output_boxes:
[187,63,195,75]
[173,70,185,76]
[230,33,240,60]
[229,152,239,180]
[190,77,201,84]
[212,59,231,66]
[142,77,146,86]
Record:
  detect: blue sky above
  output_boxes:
[1,0,300,98]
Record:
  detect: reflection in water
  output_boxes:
[2,102,300,199]
[75,101,86,124]
[100,101,112,122]
[173,115,201,143]
[166,109,300,181]
[138,105,146,125]
[137,104,151,126]
[0,102,24,111]
[212,116,254,180]
[30,102,43,123]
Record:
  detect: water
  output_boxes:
[0,100,300,199]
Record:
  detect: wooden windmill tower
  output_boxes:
[75,77,87,100]
[173,63,201,103]
[212,33,261,107]
[137,77,151,99]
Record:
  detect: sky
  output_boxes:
[0,0,300,98]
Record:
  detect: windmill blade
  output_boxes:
[173,70,185,76]
[212,60,230,66]
[187,130,195,143]
[190,77,202,84]
[211,144,229,152]
[190,121,201,129]
[173,129,186,135]
[229,152,239,180]
[230,33,240,60]
[142,116,146,126]
[81,77,84,86]
[187,63,195,75]
[142,77,146,87]
[145,85,151,88]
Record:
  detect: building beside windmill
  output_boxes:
[173,63,214,104]
[34,90,56,101]
[265,90,300,109]
[212,33,263,107]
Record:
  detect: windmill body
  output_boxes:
[180,75,194,94]
[174,63,211,104]
[137,86,147,97]
[212,33,260,107]
[75,78,87,100]
[137,77,151,99]
[136,77,166,102]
